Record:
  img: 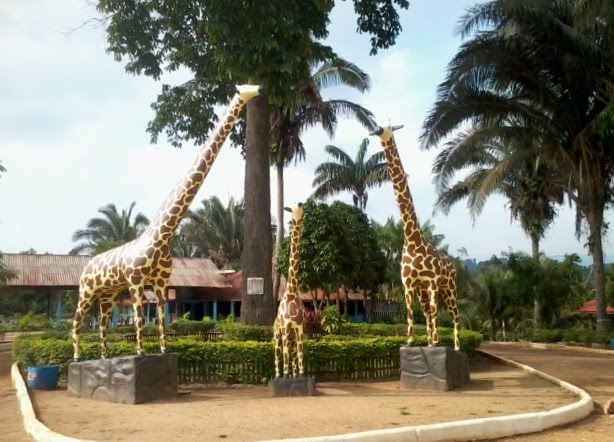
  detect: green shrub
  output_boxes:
[218,323,272,341]
[0,324,8,339]
[18,312,51,331]
[13,331,482,384]
[321,306,343,334]
[563,327,608,346]
[168,318,216,335]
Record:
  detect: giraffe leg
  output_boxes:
[273,320,282,378]
[418,290,434,346]
[129,284,146,356]
[427,282,440,346]
[442,287,461,351]
[72,286,95,361]
[296,326,305,377]
[98,295,117,359]
[282,328,290,377]
[152,280,169,353]
[402,281,416,346]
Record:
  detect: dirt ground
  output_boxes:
[3,344,614,442]
[480,343,614,442]
[27,354,577,442]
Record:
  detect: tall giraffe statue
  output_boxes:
[71,84,261,361]
[273,203,306,378]
[371,124,461,350]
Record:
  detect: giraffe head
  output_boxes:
[284,202,304,224]
[369,124,405,142]
[236,84,262,101]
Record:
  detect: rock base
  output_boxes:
[400,346,470,391]
[269,375,317,397]
[67,353,178,404]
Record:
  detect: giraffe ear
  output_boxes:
[284,207,292,213]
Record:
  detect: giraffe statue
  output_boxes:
[273,203,306,378]
[71,84,261,361]
[371,124,461,350]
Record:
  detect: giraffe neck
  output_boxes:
[285,218,303,300]
[145,93,248,246]
[380,136,423,246]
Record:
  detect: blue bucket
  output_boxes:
[27,365,60,390]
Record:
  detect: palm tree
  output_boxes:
[182,196,244,269]
[69,202,150,255]
[271,57,375,298]
[430,129,563,325]
[421,0,614,333]
[0,161,6,178]
[312,138,390,210]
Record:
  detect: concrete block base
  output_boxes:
[269,375,317,397]
[68,353,178,404]
[400,346,470,391]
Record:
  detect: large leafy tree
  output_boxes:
[97,0,409,324]
[69,202,150,255]
[179,196,244,269]
[270,57,375,300]
[421,0,614,333]
[312,138,390,210]
[276,200,386,307]
[0,251,16,285]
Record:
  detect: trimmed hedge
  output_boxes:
[12,330,482,384]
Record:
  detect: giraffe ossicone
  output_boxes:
[71,84,261,361]
[274,203,306,378]
[371,123,461,351]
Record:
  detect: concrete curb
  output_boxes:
[11,350,593,442]
[259,350,593,442]
[490,341,614,355]
[11,363,96,442]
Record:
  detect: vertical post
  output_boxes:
[230,301,236,318]
[111,305,118,328]
[165,302,170,324]
[55,292,63,323]
[146,301,151,324]
[212,302,218,321]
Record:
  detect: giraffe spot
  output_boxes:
[161,271,171,278]
[133,257,147,267]
[131,275,143,285]
[421,270,436,279]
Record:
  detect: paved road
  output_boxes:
[481,343,614,442]
[0,350,32,442]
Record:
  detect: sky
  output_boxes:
[0,0,611,263]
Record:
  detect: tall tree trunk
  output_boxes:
[530,233,543,328]
[272,159,284,304]
[588,207,608,334]
[241,94,276,325]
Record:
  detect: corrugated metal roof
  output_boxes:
[2,254,230,289]
[577,299,614,315]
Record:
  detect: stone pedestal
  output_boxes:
[400,346,470,391]
[269,375,317,397]
[68,353,178,404]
